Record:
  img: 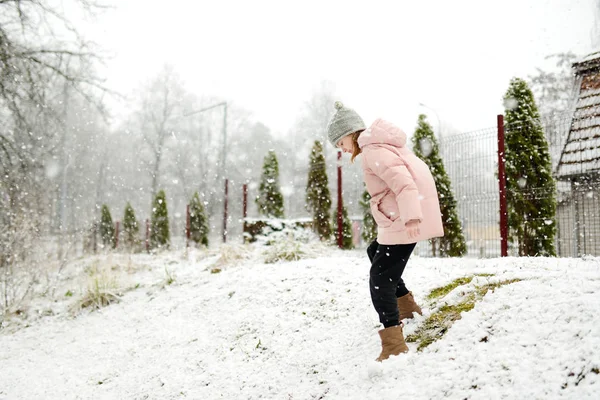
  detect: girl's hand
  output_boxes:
[405,219,420,239]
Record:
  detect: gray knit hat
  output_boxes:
[327,101,366,146]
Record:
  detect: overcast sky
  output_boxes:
[86,0,597,136]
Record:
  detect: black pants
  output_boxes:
[367,240,416,328]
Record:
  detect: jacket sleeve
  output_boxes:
[363,147,423,224]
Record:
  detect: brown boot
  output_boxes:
[376,325,409,362]
[397,291,423,320]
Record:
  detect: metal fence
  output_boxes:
[557,180,600,257]
[412,112,600,258]
[413,124,501,258]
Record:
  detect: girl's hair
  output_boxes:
[350,130,364,163]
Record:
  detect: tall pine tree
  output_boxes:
[412,114,467,257]
[332,204,354,249]
[306,141,332,241]
[255,150,285,218]
[150,190,170,249]
[100,204,115,249]
[189,192,209,246]
[503,77,557,256]
[360,189,377,244]
[122,202,139,249]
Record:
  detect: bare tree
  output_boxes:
[289,82,339,217]
[529,53,578,119]
[135,65,186,201]
[0,0,107,314]
[296,81,337,153]
[528,53,579,168]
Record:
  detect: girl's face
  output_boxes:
[337,135,354,154]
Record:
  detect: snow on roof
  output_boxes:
[576,50,600,64]
[556,59,600,179]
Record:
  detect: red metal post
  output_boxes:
[497,115,508,257]
[337,151,343,249]
[92,222,97,253]
[145,218,150,253]
[223,179,229,243]
[243,184,248,219]
[115,221,120,249]
[186,204,191,248]
[242,183,248,244]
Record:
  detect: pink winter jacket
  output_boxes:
[358,119,444,245]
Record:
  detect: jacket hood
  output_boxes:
[357,118,408,149]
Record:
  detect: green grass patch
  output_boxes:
[164,266,175,285]
[426,277,474,300]
[407,278,522,351]
[475,279,522,297]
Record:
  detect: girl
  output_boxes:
[327,101,444,362]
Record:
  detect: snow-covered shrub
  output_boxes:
[210,244,253,273]
[255,150,285,218]
[150,190,170,250]
[306,140,333,241]
[100,204,116,249]
[122,202,142,252]
[244,218,315,245]
[263,238,305,264]
[189,192,209,247]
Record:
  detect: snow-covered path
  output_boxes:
[1,248,599,399]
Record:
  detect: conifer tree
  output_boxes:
[360,189,377,244]
[150,190,170,249]
[412,114,467,257]
[122,202,139,249]
[255,150,285,218]
[189,192,209,246]
[332,204,354,249]
[100,204,115,249]
[306,141,332,241]
[503,77,557,256]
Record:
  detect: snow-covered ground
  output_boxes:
[1,242,599,399]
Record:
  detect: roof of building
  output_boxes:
[556,52,600,179]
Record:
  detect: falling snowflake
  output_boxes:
[503,97,518,110]
[45,161,60,179]
[419,138,433,157]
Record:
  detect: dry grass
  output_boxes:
[263,239,305,264]
[75,273,122,311]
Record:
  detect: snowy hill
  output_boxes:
[1,243,599,399]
